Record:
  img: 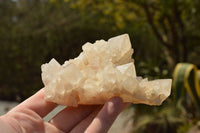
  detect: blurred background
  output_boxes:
[0,0,200,132]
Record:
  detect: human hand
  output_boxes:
[0,89,129,133]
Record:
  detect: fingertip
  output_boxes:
[107,97,123,115]
[109,97,123,104]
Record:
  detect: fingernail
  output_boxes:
[107,97,123,115]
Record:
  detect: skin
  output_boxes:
[0,89,129,133]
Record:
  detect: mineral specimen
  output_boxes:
[41,34,171,107]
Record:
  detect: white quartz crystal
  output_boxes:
[41,34,172,106]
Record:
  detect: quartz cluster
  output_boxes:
[41,34,171,106]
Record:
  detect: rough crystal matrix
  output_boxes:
[41,34,171,107]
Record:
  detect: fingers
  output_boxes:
[0,117,20,133]
[69,107,101,133]
[49,105,101,132]
[50,98,129,133]
[11,89,57,117]
[44,122,65,133]
[72,97,124,133]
